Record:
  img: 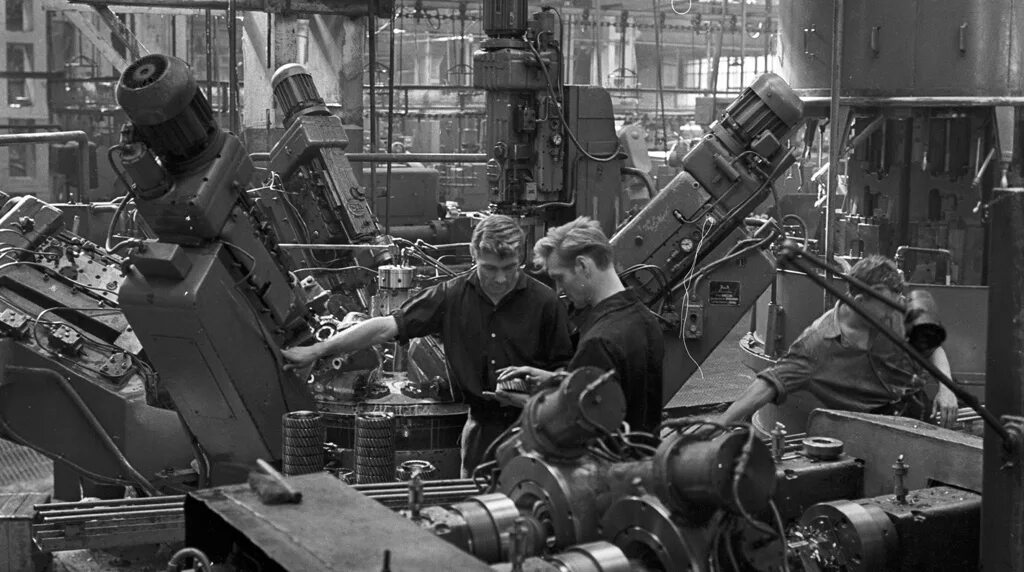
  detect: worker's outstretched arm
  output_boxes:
[929,346,958,427]
[716,377,779,425]
[282,316,399,370]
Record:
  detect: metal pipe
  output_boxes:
[352,478,477,490]
[278,243,390,250]
[38,503,184,518]
[37,495,186,510]
[41,508,183,524]
[981,187,1024,572]
[824,0,844,281]
[249,152,488,163]
[0,131,89,202]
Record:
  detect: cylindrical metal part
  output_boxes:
[653,429,776,519]
[490,542,632,572]
[904,289,946,354]
[116,54,220,169]
[354,412,397,484]
[481,0,529,38]
[118,144,171,199]
[271,63,330,128]
[378,265,415,290]
[519,367,626,459]
[396,460,437,481]
[449,493,523,563]
[281,411,325,476]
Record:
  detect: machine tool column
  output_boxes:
[981,188,1024,571]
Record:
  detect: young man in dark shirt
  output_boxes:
[282,215,574,475]
[497,217,665,432]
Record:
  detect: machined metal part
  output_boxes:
[798,500,898,572]
[600,495,703,571]
[797,486,981,572]
[490,541,632,572]
[652,428,776,521]
[518,367,626,460]
[354,411,397,484]
[497,454,610,549]
[448,493,522,562]
[281,411,325,476]
[773,452,865,526]
[801,436,845,460]
[377,265,415,290]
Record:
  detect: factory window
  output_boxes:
[6,43,34,107]
[7,119,36,178]
[5,0,32,32]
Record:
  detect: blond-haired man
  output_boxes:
[283,214,574,475]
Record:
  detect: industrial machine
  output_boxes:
[610,72,804,403]
[474,0,624,240]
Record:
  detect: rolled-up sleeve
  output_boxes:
[392,282,448,343]
[757,340,817,405]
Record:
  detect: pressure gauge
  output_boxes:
[679,237,695,253]
[550,133,563,147]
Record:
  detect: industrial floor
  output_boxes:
[0,317,755,570]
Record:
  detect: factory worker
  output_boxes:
[282,214,574,476]
[496,216,665,432]
[717,255,959,428]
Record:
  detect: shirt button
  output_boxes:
[491,333,496,338]
[490,359,496,365]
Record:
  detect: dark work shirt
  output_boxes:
[393,270,574,415]
[569,289,664,432]
[758,303,929,412]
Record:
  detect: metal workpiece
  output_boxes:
[806,410,983,496]
[185,472,494,571]
[600,495,705,572]
[497,454,614,550]
[772,452,865,526]
[354,411,397,484]
[797,487,981,572]
[490,542,633,572]
[281,411,325,477]
[517,367,626,459]
[652,428,775,522]
[414,493,536,563]
[33,495,185,552]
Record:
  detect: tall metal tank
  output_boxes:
[778,0,1024,97]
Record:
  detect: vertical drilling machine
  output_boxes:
[474,0,624,241]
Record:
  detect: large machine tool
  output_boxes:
[474,0,623,239]
[610,72,804,403]
[110,54,319,484]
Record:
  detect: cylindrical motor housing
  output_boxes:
[116,54,222,171]
[482,0,529,38]
[271,63,331,128]
[707,72,804,157]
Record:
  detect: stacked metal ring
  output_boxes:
[396,460,437,481]
[355,411,397,484]
[282,410,325,476]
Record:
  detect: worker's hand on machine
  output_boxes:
[932,385,959,428]
[281,344,325,370]
[496,366,556,386]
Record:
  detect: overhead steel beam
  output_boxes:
[68,0,393,17]
[92,4,147,62]
[60,6,131,72]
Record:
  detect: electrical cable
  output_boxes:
[679,219,712,383]
[769,499,792,572]
[525,41,622,163]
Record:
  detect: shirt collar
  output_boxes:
[466,267,529,293]
[820,302,843,339]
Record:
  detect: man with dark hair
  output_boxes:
[497,216,665,432]
[717,254,959,426]
[282,214,574,475]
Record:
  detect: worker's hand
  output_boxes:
[932,385,959,428]
[281,344,324,370]
[483,390,530,408]
[496,366,555,385]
